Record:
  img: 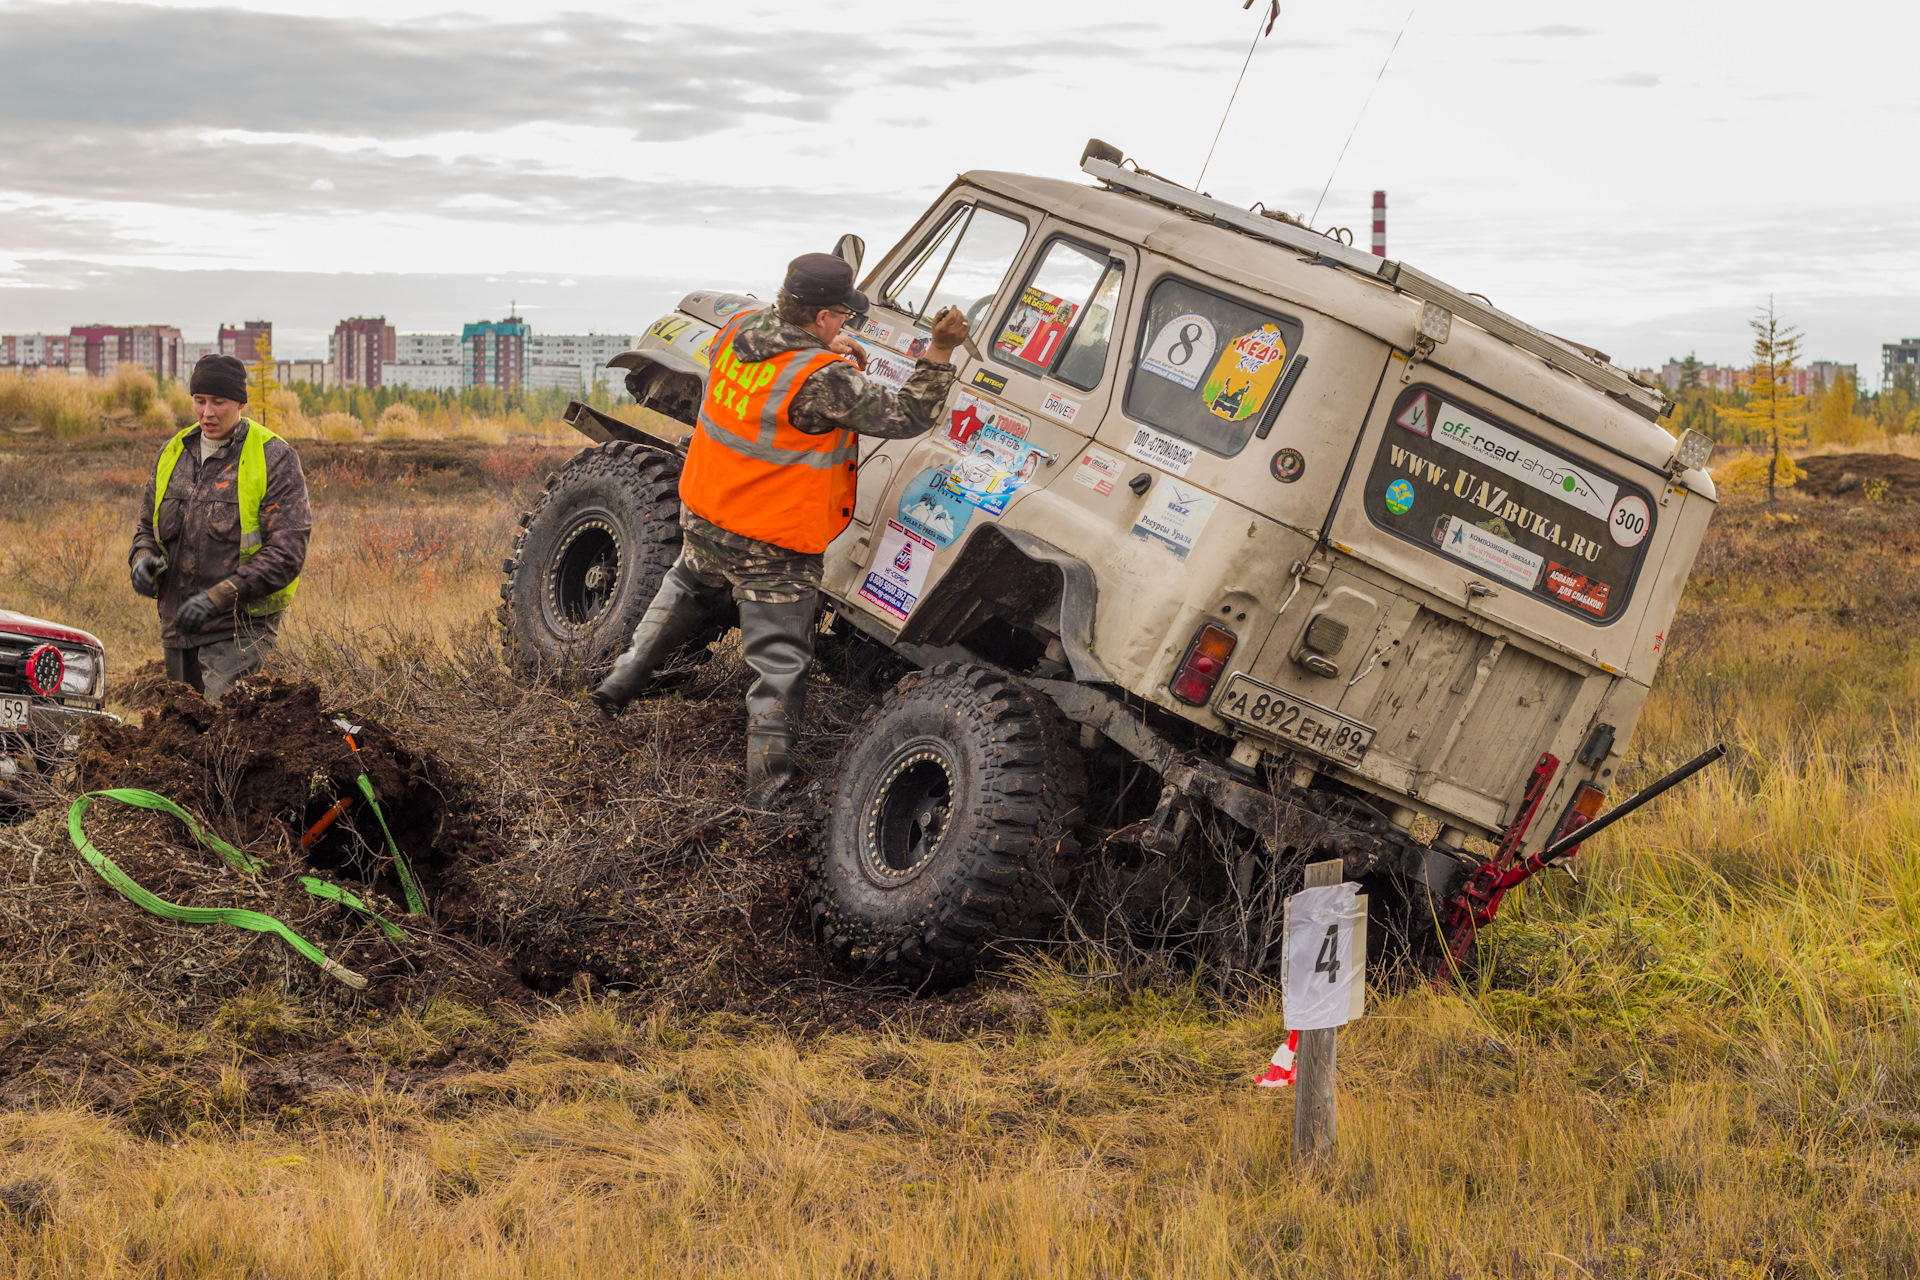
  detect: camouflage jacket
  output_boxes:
[730,309,955,440]
[131,421,313,649]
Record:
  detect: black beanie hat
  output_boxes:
[190,353,249,404]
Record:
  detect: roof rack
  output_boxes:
[1079,154,1670,424]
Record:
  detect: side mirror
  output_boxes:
[834,233,865,277]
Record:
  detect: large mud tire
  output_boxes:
[498,442,721,688]
[813,662,1086,989]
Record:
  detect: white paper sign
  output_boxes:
[1281,883,1367,1031]
[1130,477,1215,561]
[857,519,936,623]
[1075,448,1122,496]
[1140,313,1218,389]
[1435,514,1545,590]
[1124,423,1198,477]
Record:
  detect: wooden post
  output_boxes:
[1293,858,1342,1161]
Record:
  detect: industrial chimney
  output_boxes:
[1371,191,1386,258]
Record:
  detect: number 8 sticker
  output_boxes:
[1609,495,1650,548]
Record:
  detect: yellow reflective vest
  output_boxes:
[151,420,300,616]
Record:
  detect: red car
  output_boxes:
[1,608,116,800]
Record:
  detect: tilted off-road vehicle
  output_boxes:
[498,141,1719,985]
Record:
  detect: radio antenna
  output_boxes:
[1309,6,1416,228]
[1196,1,1280,192]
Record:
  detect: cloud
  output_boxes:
[0,4,873,141]
[1600,72,1662,88]
[1499,25,1598,38]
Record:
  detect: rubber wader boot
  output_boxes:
[590,559,721,713]
[739,594,818,805]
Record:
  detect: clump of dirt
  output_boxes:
[1799,453,1920,502]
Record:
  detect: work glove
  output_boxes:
[130,555,165,598]
[175,591,221,634]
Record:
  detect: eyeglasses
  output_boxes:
[826,306,858,319]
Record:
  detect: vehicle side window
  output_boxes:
[991,237,1122,389]
[1123,277,1304,457]
[882,205,1029,333]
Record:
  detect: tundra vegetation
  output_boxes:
[2,408,1920,1276]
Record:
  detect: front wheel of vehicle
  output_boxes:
[812,662,1086,988]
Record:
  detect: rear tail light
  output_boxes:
[1169,622,1237,706]
[1547,782,1607,856]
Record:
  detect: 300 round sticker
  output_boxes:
[1609,495,1650,547]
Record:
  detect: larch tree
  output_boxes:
[1723,299,1806,507]
[247,334,280,431]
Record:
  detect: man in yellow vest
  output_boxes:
[592,252,971,802]
[129,353,312,701]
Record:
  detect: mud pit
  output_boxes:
[0,647,1007,1121]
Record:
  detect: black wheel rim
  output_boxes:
[546,514,621,634]
[861,743,956,883]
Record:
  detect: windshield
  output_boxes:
[882,204,1029,332]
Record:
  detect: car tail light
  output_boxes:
[1547,782,1607,855]
[25,644,63,696]
[1169,623,1236,706]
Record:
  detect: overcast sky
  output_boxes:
[1,0,1914,383]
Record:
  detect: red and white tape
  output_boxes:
[1254,1030,1299,1088]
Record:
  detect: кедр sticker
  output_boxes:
[1202,323,1289,422]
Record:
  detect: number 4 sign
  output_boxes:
[1282,881,1368,1030]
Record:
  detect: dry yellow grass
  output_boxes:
[3,443,1919,1275]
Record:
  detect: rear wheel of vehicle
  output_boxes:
[812,663,1086,988]
[498,442,724,688]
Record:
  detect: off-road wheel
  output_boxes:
[498,441,724,688]
[813,662,1086,988]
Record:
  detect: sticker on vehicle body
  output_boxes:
[1039,389,1081,425]
[864,350,916,393]
[946,390,1028,447]
[941,424,1046,516]
[1140,313,1217,390]
[859,519,937,623]
[897,468,973,548]
[1394,391,1434,437]
[855,316,895,346]
[1384,478,1414,514]
[1130,478,1216,561]
[971,369,1008,394]
[1271,448,1305,483]
[1125,423,1198,476]
[1202,323,1289,422]
[1434,515,1544,590]
[1075,448,1123,496]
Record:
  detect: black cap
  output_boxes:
[189,353,249,404]
[783,252,868,316]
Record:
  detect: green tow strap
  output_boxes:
[67,789,408,991]
[355,773,425,916]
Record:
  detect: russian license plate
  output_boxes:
[1,696,28,732]
[1214,673,1376,767]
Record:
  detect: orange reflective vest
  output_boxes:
[678,313,861,555]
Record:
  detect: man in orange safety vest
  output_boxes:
[592,252,971,803]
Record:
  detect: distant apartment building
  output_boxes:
[64,324,186,378]
[276,360,330,387]
[383,331,462,390]
[371,323,633,392]
[463,317,529,391]
[219,321,272,364]
[329,317,396,388]
[1656,358,1855,398]
[525,332,632,392]
[1887,339,1920,389]
[0,332,71,369]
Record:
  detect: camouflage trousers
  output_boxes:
[678,513,822,605]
